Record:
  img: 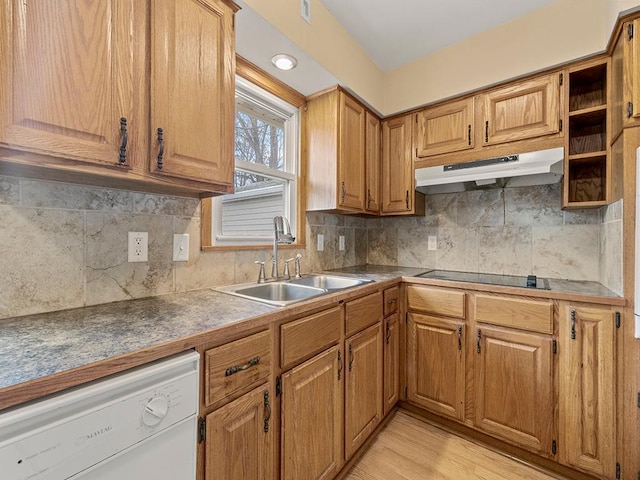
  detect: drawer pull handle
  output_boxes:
[476,329,481,354]
[225,356,260,376]
[386,321,391,345]
[337,349,343,380]
[348,343,354,371]
[263,390,271,433]
[457,325,463,351]
[570,309,576,340]
[387,298,397,304]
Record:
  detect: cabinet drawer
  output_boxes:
[204,329,271,406]
[475,295,553,334]
[407,285,465,319]
[383,286,399,317]
[346,292,383,337]
[281,306,342,370]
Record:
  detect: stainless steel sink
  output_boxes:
[214,274,374,307]
[288,274,373,291]
[215,281,326,307]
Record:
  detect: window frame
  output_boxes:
[201,56,307,251]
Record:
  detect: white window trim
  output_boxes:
[211,76,300,247]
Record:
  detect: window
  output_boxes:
[210,76,299,246]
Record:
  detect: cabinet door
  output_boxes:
[365,111,381,214]
[0,0,134,166]
[345,323,383,459]
[474,325,553,455]
[383,312,400,416]
[407,313,465,421]
[281,346,343,480]
[381,115,413,214]
[483,73,561,145]
[415,97,474,157]
[337,92,366,210]
[150,0,234,187]
[559,304,615,478]
[625,19,640,123]
[205,385,273,480]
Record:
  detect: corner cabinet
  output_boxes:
[381,115,425,215]
[0,0,237,197]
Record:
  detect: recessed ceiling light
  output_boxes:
[271,53,298,71]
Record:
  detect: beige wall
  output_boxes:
[243,0,640,116]
[383,0,612,113]
[241,0,385,112]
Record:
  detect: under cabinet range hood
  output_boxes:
[415,147,564,194]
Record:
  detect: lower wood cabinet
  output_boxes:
[204,384,273,480]
[474,325,554,455]
[558,303,616,478]
[281,345,344,480]
[344,322,383,459]
[383,312,400,415]
[406,313,465,421]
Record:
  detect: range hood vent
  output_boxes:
[415,147,564,194]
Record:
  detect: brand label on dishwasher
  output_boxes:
[0,374,196,480]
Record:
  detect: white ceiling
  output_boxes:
[319,0,558,71]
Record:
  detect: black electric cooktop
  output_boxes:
[415,270,550,290]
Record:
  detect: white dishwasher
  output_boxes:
[0,350,200,480]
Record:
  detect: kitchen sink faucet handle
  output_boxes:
[294,254,302,278]
[254,261,266,283]
[283,258,294,280]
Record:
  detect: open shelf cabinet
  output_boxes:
[563,60,610,208]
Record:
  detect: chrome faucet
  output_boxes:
[272,216,295,280]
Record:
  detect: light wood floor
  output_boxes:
[344,411,563,480]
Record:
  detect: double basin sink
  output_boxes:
[215,274,373,307]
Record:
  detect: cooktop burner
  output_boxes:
[415,270,550,290]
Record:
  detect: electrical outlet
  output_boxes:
[128,232,148,262]
[339,235,345,251]
[317,234,324,252]
[428,236,437,251]
[173,234,189,262]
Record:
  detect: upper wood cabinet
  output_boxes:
[558,303,616,478]
[0,0,136,167]
[0,0,237,197]
[306,88,367,213]
[624,19,640,125]
[365,111,381,214]
[482,73,561,145]
[414,97,474,158]
[381,115,425,215]
[149,0,235,187]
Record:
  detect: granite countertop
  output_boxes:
[0,265,622,410]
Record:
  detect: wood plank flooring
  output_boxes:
[344,411,563,480]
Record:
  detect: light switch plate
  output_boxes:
[428,236,437,251]
[173,234,189,262]
[317,234,324,251]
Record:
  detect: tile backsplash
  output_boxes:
[1,176,622,320]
